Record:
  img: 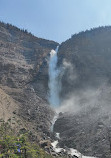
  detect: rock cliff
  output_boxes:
[0,22,58,139]
[1,22,111,157]
[58,26,111,98]
[54,27,111,158]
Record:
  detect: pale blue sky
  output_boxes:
[0,0,111,43]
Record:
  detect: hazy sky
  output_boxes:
[0,0,111,43]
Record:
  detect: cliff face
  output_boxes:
[0,22,58,97]
[54,27,111,158]
[1,22,111,157]
[58,26,111,98]
[0,22,58,138]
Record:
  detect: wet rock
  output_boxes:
[39,140,51,148]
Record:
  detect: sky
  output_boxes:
[0,0,111,43]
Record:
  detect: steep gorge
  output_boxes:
[1,22,111,157]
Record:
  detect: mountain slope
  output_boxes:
[1,22,111,157]
[0,22,58,139]
[58,26,111,98]
[54,27,111,158]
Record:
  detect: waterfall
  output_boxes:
[48,47,97,158]
[48,46,61,132]
[48,46,61,108]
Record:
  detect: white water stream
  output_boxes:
[51,139,97,158]
[48,46,61,108]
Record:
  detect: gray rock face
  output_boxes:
[54,110,111,158]
[0,22,58,96]
[58,26,111,99]
[54,27,111,158]
[0,22,58,136]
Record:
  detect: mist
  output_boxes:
[56,60,111,124]
[48,50,111,129]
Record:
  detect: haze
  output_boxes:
[0,0,111,43]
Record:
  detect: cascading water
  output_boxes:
[48,46,61,108]
[48,46,61,132]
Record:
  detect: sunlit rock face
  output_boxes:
[0,21,58,136]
